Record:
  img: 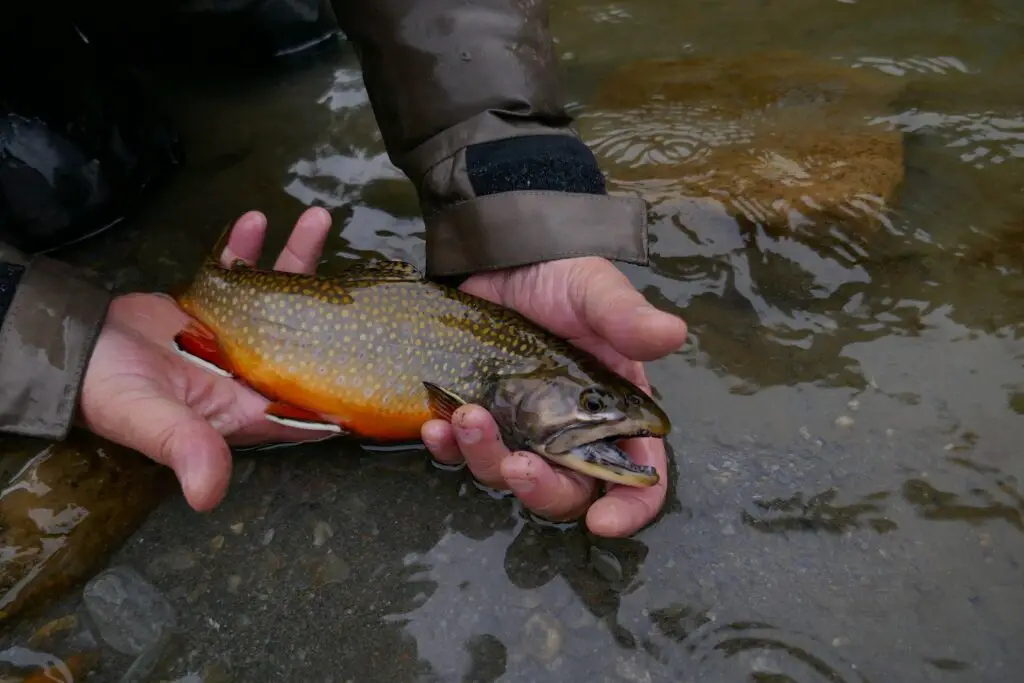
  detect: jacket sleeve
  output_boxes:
[0,243,112,439]
[333,0,649,279]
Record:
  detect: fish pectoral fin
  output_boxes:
[423,381,469,422]
[264,402,348,434]
[172,319,234,378]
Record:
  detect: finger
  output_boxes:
[501,451,597,522]
[585,437,668,537]
[110,395,233,512]
[220,210,268,268]
[451,405,512,489]
[572,259,688,362]
[273,206,332,274]
[421,419,464,465]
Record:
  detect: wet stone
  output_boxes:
[312,553,352,587]
[579,51,905,233]
[81,566,178,657]
[521,612,564,664]
[147,548,198,578]
[312,520,334,547]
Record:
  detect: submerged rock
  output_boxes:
[0,430,175,624]
[82,566,178,657]
[580,51,906,233]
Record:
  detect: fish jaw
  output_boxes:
[529,400,669,488]
[542,439,660,488]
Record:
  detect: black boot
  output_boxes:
[72,0,342,70]
[0,12,183,254]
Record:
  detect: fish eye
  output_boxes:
[626,394,643,407]
[579,388,609,413]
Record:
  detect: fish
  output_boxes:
[171,255,671,487]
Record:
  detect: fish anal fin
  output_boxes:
[423,381,468,422]
[172,320,233,378]
[264,402,348,434]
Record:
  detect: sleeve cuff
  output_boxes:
[0,256,112,440]
[397,110,652,278]
[423,190,649,278]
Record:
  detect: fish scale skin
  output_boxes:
[175,260,597,440]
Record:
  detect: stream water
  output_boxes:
[4,0,1024,680]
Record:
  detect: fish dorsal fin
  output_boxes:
[337,258,423,282]
[423,382,468,422]
[208,220,235,262]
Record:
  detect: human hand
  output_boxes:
[78,208,335,511]
[421,258,687,538]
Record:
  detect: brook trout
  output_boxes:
[172,257,671,487]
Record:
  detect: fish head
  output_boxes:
[489,367,671,488]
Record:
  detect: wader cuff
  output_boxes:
[0,249,111,440]
[397,111,649,278]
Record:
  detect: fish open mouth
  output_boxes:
[564,437,660,488]
[542,425,662,488]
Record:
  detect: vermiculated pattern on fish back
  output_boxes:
[176,259,605,439]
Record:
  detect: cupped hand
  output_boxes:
[78,208,335,511]
[422,258,688,538]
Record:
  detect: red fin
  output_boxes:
[172,320,233,378]
[423,381,468,422]
[264,402,347,434]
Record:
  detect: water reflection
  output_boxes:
[742,489,897,535]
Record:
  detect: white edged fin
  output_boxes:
[172,339,233,378]
[264,413,346,433]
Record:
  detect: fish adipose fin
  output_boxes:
[264,402,348,434]
[172,320,234,378]
[423,382,468,422]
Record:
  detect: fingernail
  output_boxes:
[507,475,535,493]
[456,427,481,444]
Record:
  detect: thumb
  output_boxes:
[117,396,233,512]
[575,260,688,362]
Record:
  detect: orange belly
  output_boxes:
[224,343,433,441]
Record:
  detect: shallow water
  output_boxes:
[4,0,1024,680]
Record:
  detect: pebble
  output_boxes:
[835,415,855,428]
[210,535,225,551]
[521,612,563,663]
[227,576,242,594]
[313,553,351,587]
[313,520,334,547]
[118,629,179,683]
[261,528,276,546]
[230,523,244,535]
[82,566,178,657]
[147,549,197,577]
